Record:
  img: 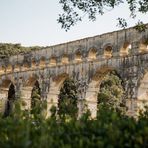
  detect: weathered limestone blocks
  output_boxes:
[0,25,148,117]
[46,88,59,115]
[20,87,33,110]
[0,88,9,114]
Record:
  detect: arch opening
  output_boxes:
[4,83,15,116]
[139,41,148,53]
[75,51,82,62]
[120,42,131,56]
[31,80,41,109]
[21,77,40,110]
[39,57,46,68]
[23,63,30,71]
[31,58,36,68]
[14,64,20,72]
[61,54,69,64]
[104,46,112,59]
[6,64,12,73]
[85,69,125,117]
[0,66,5,74]
[88,48,97,61]
[49,57,56,66]
[97,71,125,112]
[46,73,69,116]
[58,78,78,118]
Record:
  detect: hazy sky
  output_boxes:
[0,0,148,46]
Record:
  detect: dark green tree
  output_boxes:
[58,78,78,119]
[31,81,41,114]
[4,83,15,117]
[58,0,148,31]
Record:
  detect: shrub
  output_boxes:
[0,101,147,148]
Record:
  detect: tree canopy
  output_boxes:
[98,71,126,113]
[58,0,148,31]
[58,78,78,119]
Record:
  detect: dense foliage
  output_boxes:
[0,43,42,58]
[31,81,41,109]
[58,0,148,31]
[98,71,126,112]
[58,78,78,118]
[0,101,148,148]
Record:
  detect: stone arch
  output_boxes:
[85,67,120,118]
[139,39,148,53]
[0,79,14,88]
[14,64,20,72]
[104,45,113,59]
[31,80,41,109]
[0,65,5,75]
[0,79,15,115]
[49,56,56,66]
[23,63,30,71]
[6,64,12,73]
[120,42,131,56]
[21,76,40,110]
[88,48,97,61]
[31,58,36,68]
[4,83,16,116]
[47,73,69,116]
[75,50,82,63]
[39,56,46,68]
[24,76,39,87]
[137,72,148,111]
[61,54,69,64]
[58,77,78,118]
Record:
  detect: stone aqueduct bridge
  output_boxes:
[1,26,148,117]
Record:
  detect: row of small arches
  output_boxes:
[0,41,148,74]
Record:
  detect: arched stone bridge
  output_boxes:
[0,26,148,117]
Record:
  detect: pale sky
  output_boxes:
[0,0,148,47]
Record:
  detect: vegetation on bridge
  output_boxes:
[0,43,42,58]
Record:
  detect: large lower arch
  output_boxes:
[4,83,16,116]
[58,78,78,118]
[85,68,123,118]
[21,76,40,110]
[0,79,15,115]
[47,73,69,116]
[31,80,41,109]
[137,72,148,112]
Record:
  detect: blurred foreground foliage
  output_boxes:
[0,99,148,148]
